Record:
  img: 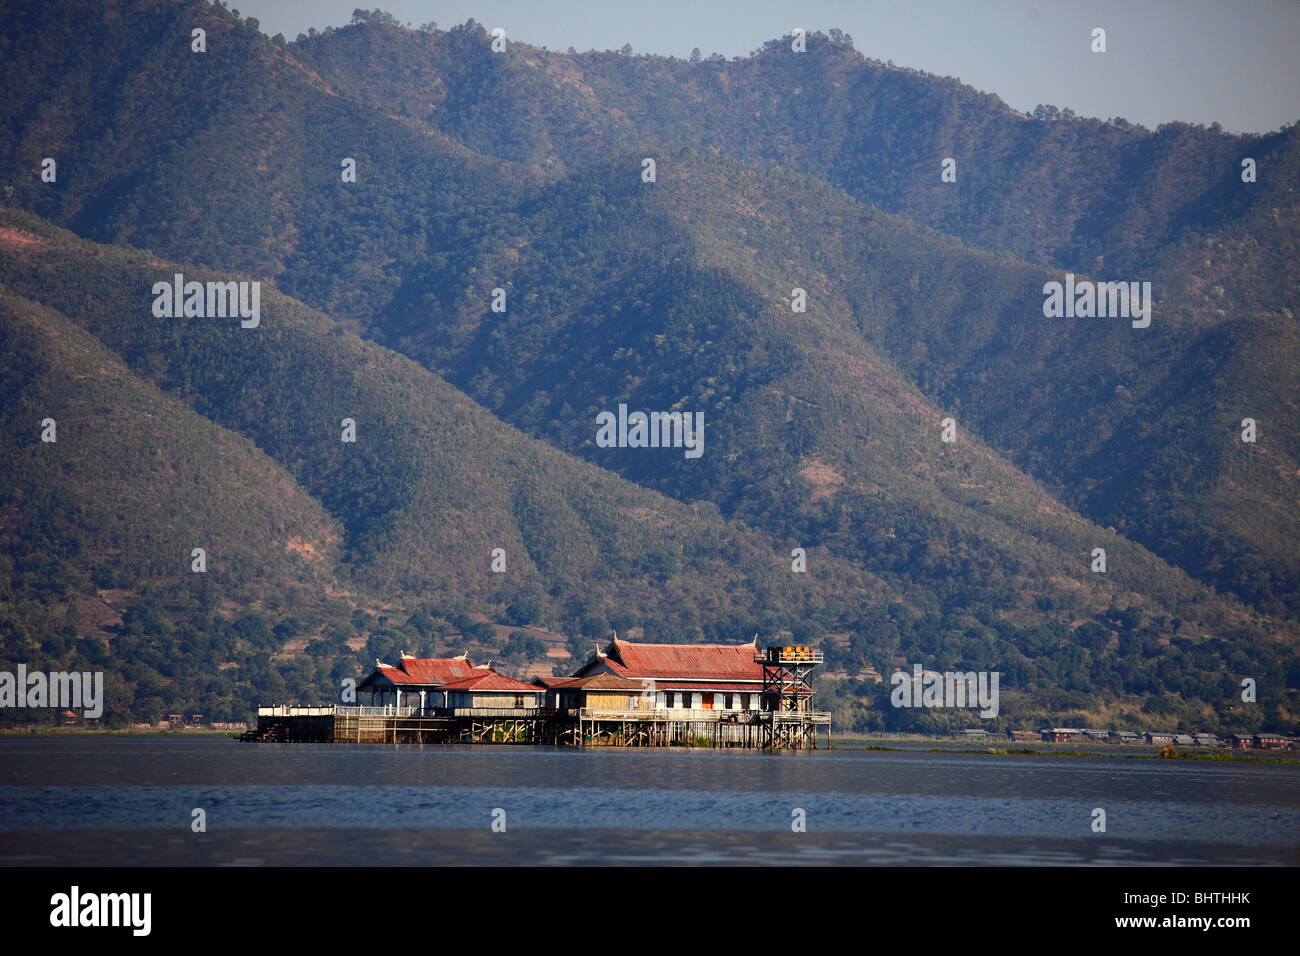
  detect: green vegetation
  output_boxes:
[0,210,881,724]
[0,0,1295,731]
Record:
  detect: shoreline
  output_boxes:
[1,727,1294,762]
[831,742,1298,763]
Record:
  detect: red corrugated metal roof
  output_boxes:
[357,664,416,687]
[440,673,545,692]
[584,638,765,682]
[531,675,569,688]
[398,658,481,684]
[358,657,481,688]
[544,673,647,691]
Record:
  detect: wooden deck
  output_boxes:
[244,705,831,749]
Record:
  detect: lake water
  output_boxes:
[1,736,1297,865]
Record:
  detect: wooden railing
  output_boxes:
[259,704,830,723]
[295,705,554,718]
[771,711,832,723]
[578,707,764,721]
[257,705,339,717]
[435,707,550,718]
[759,649,825,664]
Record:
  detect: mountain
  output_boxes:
[0,208,909,721]
[296,16,1300,301]
[0,279,348,721]
[0,0,1295,732]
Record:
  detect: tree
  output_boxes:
[621,43,633,55]
[506,600,540,626]
[689,47,702,63]
[406,609,435,637]
[504,631,545,661]
[352,8,400,26]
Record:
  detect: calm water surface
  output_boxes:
[1,737,1296,865]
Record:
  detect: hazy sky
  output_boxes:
[234,0,1300,133]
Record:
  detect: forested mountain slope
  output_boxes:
[0,0,1295,730]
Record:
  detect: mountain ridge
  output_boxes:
[0,0,1295,732]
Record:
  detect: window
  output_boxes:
[666,692,675,708]
[514,694,524,707]
[724,695,733,709]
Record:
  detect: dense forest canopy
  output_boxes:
[0,0,1295,733]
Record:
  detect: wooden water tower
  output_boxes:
[758,645,825,749]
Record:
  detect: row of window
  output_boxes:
[369,692,530,707]
[662,692,756,710]
[373,690,761,710]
